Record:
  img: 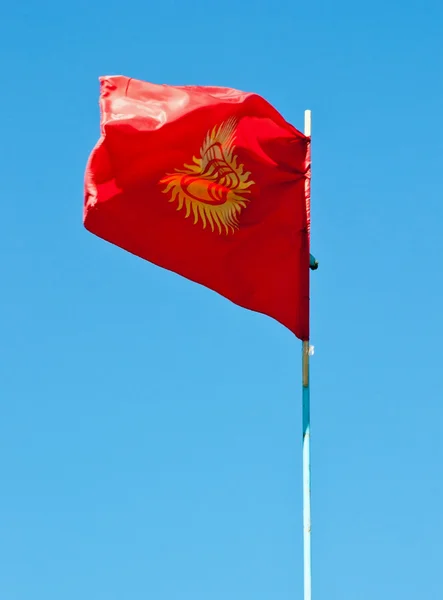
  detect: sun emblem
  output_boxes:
[159,118,254,234]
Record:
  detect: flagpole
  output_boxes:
[303,109,312,600]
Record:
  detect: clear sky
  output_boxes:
[1,1,442,599]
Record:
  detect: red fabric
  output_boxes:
[84,76,310,339]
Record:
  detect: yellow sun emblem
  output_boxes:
[159,118,254,234]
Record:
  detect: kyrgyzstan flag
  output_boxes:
[84,76,311,339]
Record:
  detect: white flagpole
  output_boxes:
[302,109,312,600]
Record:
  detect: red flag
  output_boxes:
[84,76,310,339]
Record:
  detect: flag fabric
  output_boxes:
[84,76,311,339]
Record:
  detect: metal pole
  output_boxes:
[302,109,312,600]
[302,340,311,600]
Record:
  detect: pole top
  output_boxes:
[304,110,312,137]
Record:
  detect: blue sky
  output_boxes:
[1,1,442,599]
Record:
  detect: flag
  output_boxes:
[84,76,311,339]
